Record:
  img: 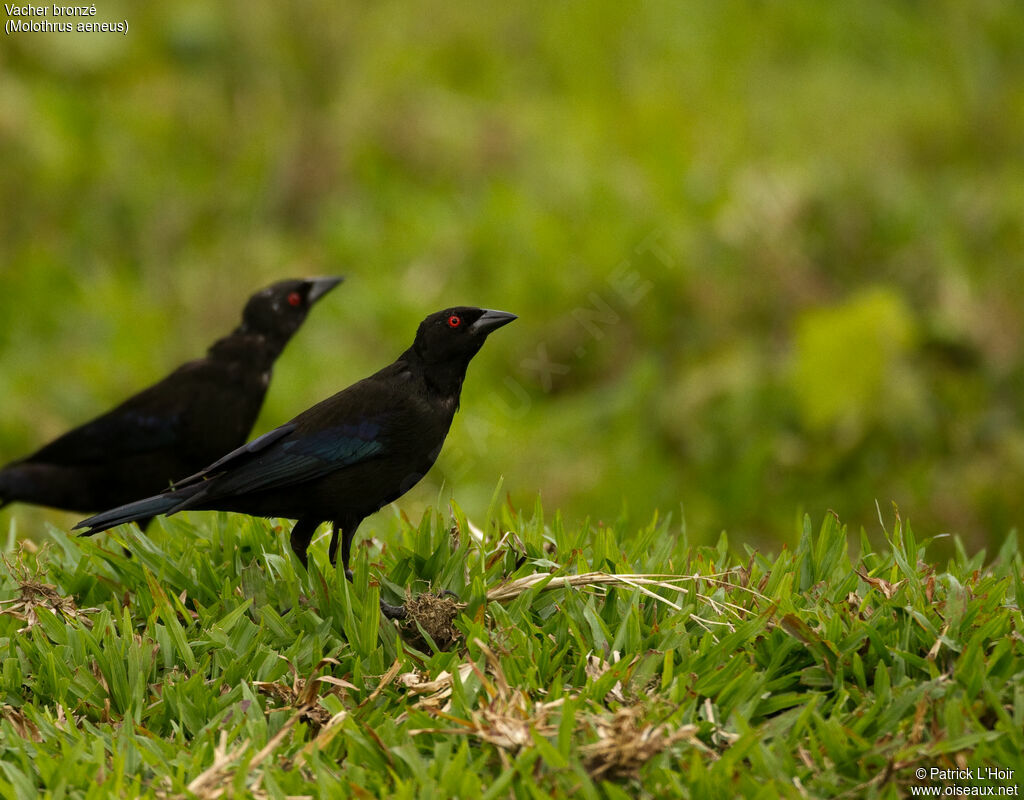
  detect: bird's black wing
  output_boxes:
[25,408,183,465]
[171,418,388,510]
[172,423,298,486]
[21,358,228,467]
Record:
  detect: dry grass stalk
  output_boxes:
[185,729,255,799]
[295,709,349,760]
[397,662,476,710]
[855,567,905,599]
[187,657,351,800]
[183,725,312,800]
[408,638,561,751]
[585,650,638,703]
[486,570,763,627]
[362,658,403,707]
[0,555,98,632]
[581,705,699,780]
[253,657,355,735]
[1,704,41,741]
[404,646,702,780]
[399,639,706,779]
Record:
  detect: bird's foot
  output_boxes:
[379,599,407,620]
[380,588,458,621]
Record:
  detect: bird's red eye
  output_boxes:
[287,292,302,307]
[448,315,462,328]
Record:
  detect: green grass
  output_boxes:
[1,501,1021,798]
[4,5,1024,795]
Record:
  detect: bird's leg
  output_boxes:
[328,519,355,579]
[379,599,407,620]
[289,518,320,568]
[330,517,407,620]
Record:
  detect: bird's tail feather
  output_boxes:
[74,493,181,535]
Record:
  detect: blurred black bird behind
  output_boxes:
[76,307,517,617]
[0,276,343,528]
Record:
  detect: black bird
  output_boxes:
[75,307,517,617]
[0,277,343,528]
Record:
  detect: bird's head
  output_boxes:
[412,307,518,366]
[241,277,344,339]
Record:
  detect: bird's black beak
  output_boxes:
[306,276,345,304]
[470,309,518,335]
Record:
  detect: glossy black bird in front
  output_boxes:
[0,277,343,527]
[75,307,517,617]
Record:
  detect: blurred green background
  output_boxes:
[2,1,1023,553]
